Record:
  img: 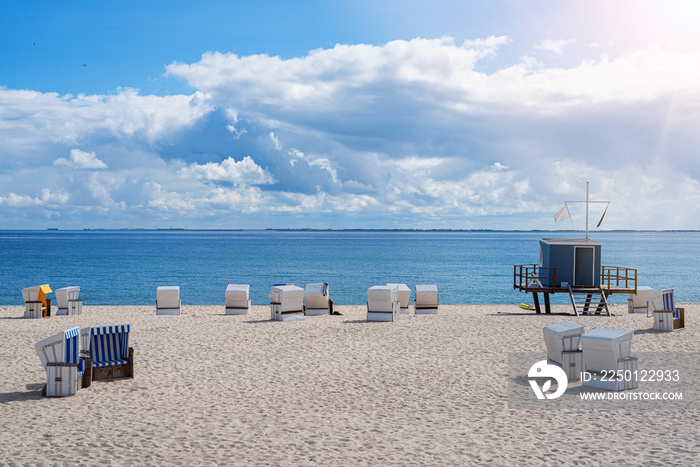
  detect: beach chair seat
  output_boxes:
[304,282,332,316]
[22,284,52,318]
[35,326,91,396]
[80,324,133,381]
[269,284,305,321]
[386,283,411,314]
[647,288,684,331]
[542,321,584,381]
[156,286,181,315]
[367,285,399,322]
[55,286,82,315]
[580,328,637,391]
[414,284,439,314]
[225,283,251,315]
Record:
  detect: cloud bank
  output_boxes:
[2,37,700,229]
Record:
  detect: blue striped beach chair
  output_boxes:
[647,288,685,331]
[35,326,91,396]
[80,324,134,381]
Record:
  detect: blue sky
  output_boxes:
[2,0,700,229]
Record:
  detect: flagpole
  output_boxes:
[586,181,589,239]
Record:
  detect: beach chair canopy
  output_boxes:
[226,283,249,304]
[269,285,304,311]
[157,286,180,308]
[305,282,329,296]
[415,284,438,304]
[580,328,633,372]
[35,326,83,373]
[22,284,52,303]
[81,324,131,367]
[55,286,80,308]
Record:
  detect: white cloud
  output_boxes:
[54,149,108,169]
[178,156,275,185]
[3,37,700,228]
[535,39,575,55]
[269,132,282,150]
[0,189,70,207]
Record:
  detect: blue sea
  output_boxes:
[1,230,698,306]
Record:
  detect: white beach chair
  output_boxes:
[542,321,584,381]
[580,328,637,391]
[55,286,82,315]
[414,284,439,314]
[386,283,410,314]
[22,284,52,318]
[156,286,181,315]
[367,285,399,322]
[269,284,305,321]
[627,286,653,313]
[304,282,332,316]
[35,326,90,396]
[647,288,684,331]
[80,324,133,381]
[225,283,251,315]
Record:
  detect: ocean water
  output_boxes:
[1,230,698,306]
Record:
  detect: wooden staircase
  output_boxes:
[567,285,611,316]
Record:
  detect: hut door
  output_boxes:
[574,246,595,287]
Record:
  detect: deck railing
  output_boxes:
[601,266,637,295]
[513,264,557,293]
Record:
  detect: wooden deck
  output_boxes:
[513,264,638,314]
[513,264,638,296]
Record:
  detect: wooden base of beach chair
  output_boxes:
[653,309,684,331]
[225,307,249,315]
[415,305,439,314]
[24,301,43,319]
[304,308,329,316]
[156,307,181,315]
[582,357,638,391]
[25,300,50,319]
[226,299,251,315]
[367,311,399,322]
[674,308,685,329]
[43,363,79,397]
[68,300,82,315]
[92,348,134,381]
[557,350,583,382]
[80,357,92,389]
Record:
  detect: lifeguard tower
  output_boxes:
[513,184,637,315]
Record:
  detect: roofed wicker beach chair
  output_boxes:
[80,324,133,381]
[542,321,584,382]
[35,326,91,396]
[55,286,82,315]
[156,286,181,315]
[414,284,439,314]
[386,283,411,314]
[269,284,305,321]
[580,328,638,391]
[225,283,251,315]
[367,285,399,322]
[22,284,52,318]
[647,288,684,331]
[304,282,332,316]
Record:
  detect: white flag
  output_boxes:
[554,205,570,223]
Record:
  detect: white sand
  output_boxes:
[1,303,698,465]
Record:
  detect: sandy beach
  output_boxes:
[1,303,698,466]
